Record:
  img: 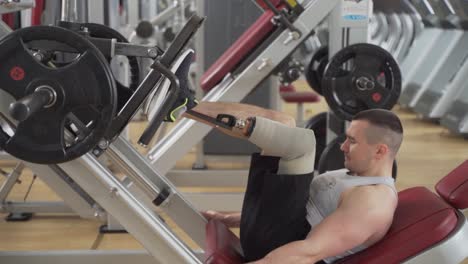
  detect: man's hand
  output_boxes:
[201,210,241,228]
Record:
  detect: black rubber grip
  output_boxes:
[138,61,180,147]
[9,89,53,122]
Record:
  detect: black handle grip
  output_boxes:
[138,61,180,147]
[9,89,54,122]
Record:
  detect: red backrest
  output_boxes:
[255,0,283,10]
[32,0,45,26]
[200,10,277,92]
[205,187,460,264]
[436,160,468,210]
[2,13,16,29]
[337,187,459,264]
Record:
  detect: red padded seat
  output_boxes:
[436,160,468,210]
[279,85,321,103]
[205,220,244,264]
[280,91,321,103]
[200,10,277,92]
[205,187,459,264]
[337,187,458,264]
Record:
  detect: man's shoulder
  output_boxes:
[355,181,396,196]
[346,184,397,211]
[317,169,348,178]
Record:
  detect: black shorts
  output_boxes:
[240,153,314,261]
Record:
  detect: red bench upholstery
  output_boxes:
[205,187,460,264]
[205,161,468,263]
[255,0,282,10]
[200,10,277,92]
[205,220,244,264]
[279,84,321,103]
[336,187,458,263]
[32,0,45,26]
[436,160,468,210]
[1,13,16,29]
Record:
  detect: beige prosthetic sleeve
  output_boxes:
[248,117,316,175]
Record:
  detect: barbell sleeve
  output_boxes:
[9,88,55,122]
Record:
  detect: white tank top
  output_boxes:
[306,169,397,263]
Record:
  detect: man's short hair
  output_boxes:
[352,109,403,156]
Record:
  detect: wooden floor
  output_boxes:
[0,80,467,262]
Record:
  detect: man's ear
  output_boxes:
[375,144,389,160]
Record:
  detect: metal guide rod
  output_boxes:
[58,152,203,263]
[106,136,208,248]
[0,162,24,201]
[326,0,371,143]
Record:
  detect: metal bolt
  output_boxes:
[32,51,44,62]
[283,31,301,45]
[147,48,159,58]
[0,0,14,8]
[98,140,109,150]
[93,149,100,156]
[257,58,271,71]
[34,86,57,108]
[110,187,118,197]
[356,77,375,91]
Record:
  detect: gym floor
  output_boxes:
[0,80,467,262]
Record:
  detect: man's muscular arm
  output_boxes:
[249,185,397,264]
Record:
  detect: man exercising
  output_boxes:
[182,102,401,264]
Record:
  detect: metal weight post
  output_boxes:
[326,0,372,143]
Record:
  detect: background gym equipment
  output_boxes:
[405,0,468,113]
[386,0,468,140]
[305,112,327,170]
[305,45,328,95]
[412,0,468,120]
[399,0,462,108]
[321,43,401,121]
[397,0,446,96]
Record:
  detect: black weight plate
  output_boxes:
[0,26,116,164]
[305,112,327,170]
[322,43,402,120]
[305,46,328,95]
[318,134,398,179]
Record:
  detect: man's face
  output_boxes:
[340,120,376,174]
